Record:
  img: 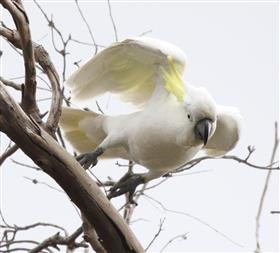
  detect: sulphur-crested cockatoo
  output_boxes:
[60,37,241,199]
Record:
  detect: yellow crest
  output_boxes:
[162,56,186,102]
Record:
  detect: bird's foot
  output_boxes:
[76,147,104,170]
[108,172,145,203]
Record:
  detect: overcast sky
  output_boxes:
[1,0,279,252]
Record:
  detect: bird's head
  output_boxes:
[182,85,217,146]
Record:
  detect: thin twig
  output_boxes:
[143,193,243,248]
[107,0,118,42]
[0,208,9,227]
[29,227,87,253]
[255,122,279,253]
[95,101,105,114]
[1,222,68,237]
[145,218,165,251]
[123,161,139,223]
[175,149,279,174]
[56,127,66,149]
[159,232,188,252]
[23,176,64,193]
[0,77,21,91]
[138,29,153,37]
[0,25,62,135]
[70,38,105,48]
[11,159,41,171]
[1,0,40,120]
[82,216,106,253]
[0,144,18,166]
[74,0,98,54]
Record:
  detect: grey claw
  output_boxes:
[108,174,144,201]
[76,148,103,170]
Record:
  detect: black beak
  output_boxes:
[195,118,212,145]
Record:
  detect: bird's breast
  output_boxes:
[126,107,201,171]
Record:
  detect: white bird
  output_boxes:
[59,37,242,199]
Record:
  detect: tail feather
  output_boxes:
[59,107,105,153]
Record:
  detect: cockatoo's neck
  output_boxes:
[146,66,186,109]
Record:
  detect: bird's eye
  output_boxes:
[187,114,191,119]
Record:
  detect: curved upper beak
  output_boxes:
[195,118,212,145]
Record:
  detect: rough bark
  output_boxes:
[0,83,144,253]
[1,0,40,119]
[1,0,144,251]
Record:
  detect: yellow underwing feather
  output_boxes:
[162,56,186,102]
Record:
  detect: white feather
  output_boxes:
[60,38,242,185]
[203,106,242,156]
[65,37,187,106]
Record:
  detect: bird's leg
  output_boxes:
[108,171,145,203]
[76,147,104,170]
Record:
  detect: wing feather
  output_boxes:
[66,37,187,105]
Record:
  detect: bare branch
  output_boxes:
[0,77,21,91]
[69,38,105,48]
[143,193,243,248]
[138,29,153,37]
[255,122,279,253]
[33,0,74,125]
[145,218,165,251]
[107,0,118,42]
[33,0,69,82]
[29,230,87,253]
[123,161,141,223]
[175,149,279,174]
[0,208,9,226]
[0,25,62,134]
[56,127,66,149]
[23,176,64,193]
[244,145,256,161]
[0,81,144,252]
[82,216,107,253]
[0,240,48,252]
[0,144,18,166]
[159,232,188,252]
[0,247,44,252]
[95,101,105,114]
[4,222,68,235]
[123,183,147,224]
[11,159,41,171]
[74,0,98,54]
[0,221,68,250]
[1,0,39,119]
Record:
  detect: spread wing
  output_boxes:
[203,106,242,156]
[66,37,187,106]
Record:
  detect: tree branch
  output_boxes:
[0,144,18,166]
[74,0,98,54]
[175,150,279,174]
[0,25,62,134]
[29,227,86,253]
[159,232,188,252]
[0,77,21,91]
[0,81,143,252]
[145,218,165,251]
[107,0,118,42]
[82,215,107,253]
[255,122,279,253]
[1,0,39,119]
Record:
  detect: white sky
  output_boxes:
[0,0,279,252]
